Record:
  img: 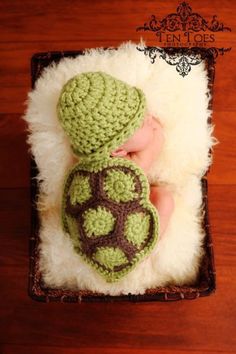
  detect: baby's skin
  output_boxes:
[111,114,174,238]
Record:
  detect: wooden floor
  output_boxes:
[1,0,236,353]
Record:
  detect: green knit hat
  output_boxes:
[57,71,147,161]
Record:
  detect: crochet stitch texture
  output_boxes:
[57,71,160,282]
[57,71,147,162]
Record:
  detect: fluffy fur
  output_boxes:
[23,40,216,295]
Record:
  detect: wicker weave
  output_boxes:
[29,48,216,302]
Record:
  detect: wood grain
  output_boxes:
[1,0,236,353]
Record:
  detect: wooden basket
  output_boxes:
[29,48,216,302]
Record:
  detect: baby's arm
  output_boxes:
[125,120,164,174]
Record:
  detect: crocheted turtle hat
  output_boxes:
[57,71,147,161]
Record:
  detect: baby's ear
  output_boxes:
[110,148,128,157]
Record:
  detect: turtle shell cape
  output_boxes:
[57,71,159,282]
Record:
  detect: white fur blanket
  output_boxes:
[23,40,216,295]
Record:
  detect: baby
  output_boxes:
[111,113,174,237]
[57,71,174,282]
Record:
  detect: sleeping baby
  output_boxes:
[57,71,174,282]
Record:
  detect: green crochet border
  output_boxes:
[61,157,159,283]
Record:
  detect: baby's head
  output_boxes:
[57,71,149,161]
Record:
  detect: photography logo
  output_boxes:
[136,1,232,77]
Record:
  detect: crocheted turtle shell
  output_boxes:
[57,71,147,161]
[62,157,159,283]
